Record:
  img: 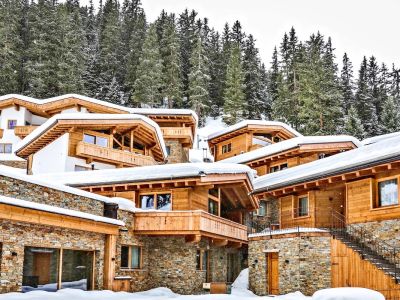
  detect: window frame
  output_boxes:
[7,119,17,129]
[269,162,288,174]
[83,130,111,148]
[374,176,400,209]
[120,245,143,270]
[221,143,232,154]
[196,249,209,272]
[207,188,220,216]
[0,143,12,153]
[138,191,172,211]
[257,201,267,216]
[293,194,309,219]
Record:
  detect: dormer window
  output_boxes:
[222,143,232,154]
[83,133,108,147]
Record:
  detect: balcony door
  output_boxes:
[267,252,279,295]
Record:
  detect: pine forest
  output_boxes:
[1,0,400,138]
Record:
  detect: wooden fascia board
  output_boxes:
[0,203,120,235]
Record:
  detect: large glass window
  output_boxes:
[61,250,93,290]
[297,196,309,217]
[140,193,171,210]
[258,201,267,216]
[22,247,60,292]
[83,133,108,147]
[378,179,399,207]
[208,199,219,216]
[121,246,141,269]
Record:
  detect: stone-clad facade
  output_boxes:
[0,175,104,215]
[0,220,105,293]
[165,140,189,163]
[0,161,27,169]
[249,232,331,296]
[354,219,400,248]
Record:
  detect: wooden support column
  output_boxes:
[103,234,117,290]
[130,130,134,152]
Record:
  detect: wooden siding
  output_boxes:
[214,133,251,161]
[133,210,248,243]
[0,128,3,138]
[161,127,193,146]
[331,238,400,299]
[14,125,39,138]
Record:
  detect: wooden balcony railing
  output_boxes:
[133,210,248,244]
[76,141,156,167]
[161,127,193,143]
[0,129,3,139]
[14,126,39,138]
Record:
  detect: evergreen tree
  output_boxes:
[223,45,245,125]
[231,20,245,46]
[207,30,224,115]
[0,0,24,94]
[132,23,163,107]
[390,65,400,103]
[343,105,365,139]
[268,47,279,105]
[380,96,400,134]
[340,53,355,114]
[160,15,182,108]
[188,36,210,124]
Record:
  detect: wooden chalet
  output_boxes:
[207,120,302,161]
[250,135,400,298]
[220,135,360,176]
[15,114,167,174]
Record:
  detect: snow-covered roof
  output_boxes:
[362,131,400,145]
[0,165,114,204]
[34,163,256,187]
[0,195,123,226]
[0,94,198,120]
[249,227,328,238]
[14,113,168,158]
[207,120,303,140]
[253,135,400,193]
[220,135,361,164]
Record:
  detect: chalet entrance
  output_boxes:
[266,252,279,295]
[33,252,52,285]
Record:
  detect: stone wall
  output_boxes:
[0,160,27,169]
[253,198,279,231]
[249,232,331,296]
[0,175,104,216]
[0,220,105,293]
[165,140,188,163]
[353,219,400,248]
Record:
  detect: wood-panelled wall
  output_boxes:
[331,238,400,300]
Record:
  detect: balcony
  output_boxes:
[133,210,248,245]
[76,141,156,167]
[0,129,3,139]
[14,126,39,138]
[161,127,193,146]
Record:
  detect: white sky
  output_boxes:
[85,0,400,70]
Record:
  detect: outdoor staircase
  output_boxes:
[330,211,400,284]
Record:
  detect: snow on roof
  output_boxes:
[0,164,114,204]
[0,194,124,226]
[207,120,303,140]
[362,131,400,145]
[0,94,198,120]
[249,227,328,238]
[253,135,400,193]
[220,135,361,164]
[14,113,168,158]
[34,163,256,187]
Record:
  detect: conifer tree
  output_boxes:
[223,45,245,125]
[161,15,183,108]
[391,65,400,104]
[133,23,163,107]
[188,36,210,124]
[380,96,400,134]
[268,47,279,105]
[0,0,24,94]
[340,53,355,114]
[207,30,224,115]
[344,105,365,139]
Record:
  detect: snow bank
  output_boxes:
[220,135,360,164]
[312,288,384,300]
[231,268,257,297]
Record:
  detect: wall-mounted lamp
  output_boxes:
[11,252,18,257]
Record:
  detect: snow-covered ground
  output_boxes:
[0,268,384,300]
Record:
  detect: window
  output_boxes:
[296,196,309,217]
[74,165,92,172]
[208,199,219,216]
[269,163,288,173]
[258,201,267,216]
[83,133,108,147]
[166,146,171,155]
[121,245,142,269]
[7,120,17,129]
[222,143,232,154]
[273,137,280,143]
[377,178,399,207]
[0,143,12,153]
[140,193,171,211]
[196,249,208,271]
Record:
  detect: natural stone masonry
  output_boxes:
[0,220,105,293]
[253,198,280,230]
[165,140,189,163]
[249,232,331,296]
[0,175,103,216]
[0,161,27,169]
[353,219,400,248]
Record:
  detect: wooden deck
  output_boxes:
[76,141,156,167]
[14,125,38,138]
[133,210,248,245]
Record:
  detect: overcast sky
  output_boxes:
[86,0,400,70]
